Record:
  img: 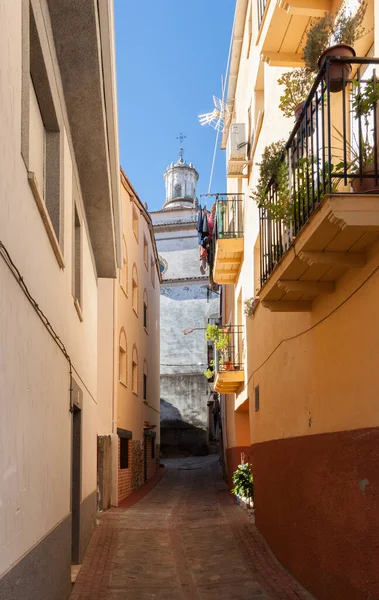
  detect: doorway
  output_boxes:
[71,403,81,564]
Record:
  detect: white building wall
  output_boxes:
[0,0,108,586]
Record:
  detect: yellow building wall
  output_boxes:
[220,2,379,598]
[116,179,160,442]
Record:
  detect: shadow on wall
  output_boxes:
[160,398,208,457]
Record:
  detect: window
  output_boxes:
[120,238,128,294]
[132,345,138,394]
[151,256,155,288]
[120,437,129,469]
[132,204,139,241]
[119,329,127,385]
[143,290,148,331]
[23,5,63,265]
[151,438,155,459]
[143,361,148,401]
[174,183,182,198]
[73,204,82,315]
[143,236,148,269]
[132,264,139,314]
[158,255,167,275]
[255,385,260,412]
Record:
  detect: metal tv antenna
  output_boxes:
[198,96,229,133]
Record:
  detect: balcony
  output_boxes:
[212,195,244,285]
[258,0,334,66]
[259,57,379,312]
[214,326,244,394]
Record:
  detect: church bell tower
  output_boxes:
[163,133,199,209]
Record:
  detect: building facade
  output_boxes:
[211,1,379,598]
[151,153,219,455]
[97,171,161,508]
[0,1,121,598]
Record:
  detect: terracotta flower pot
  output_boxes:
[352,165,379,193]
[224,360,233,371]
[318,44,356,93]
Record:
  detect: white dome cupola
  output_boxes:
[163,134,199,209]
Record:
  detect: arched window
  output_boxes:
[119,329,127,386]
[132,264,139,314]
[143,360,148,401]
[174,183,182,198]
[119,238,128,294]
[132,203,139,241]
[143,289,148,331]
[132,345,138,394]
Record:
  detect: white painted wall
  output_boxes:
[0,0,107,578]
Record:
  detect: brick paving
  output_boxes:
[70,456,313,600]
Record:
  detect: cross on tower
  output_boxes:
[177,133,186,160]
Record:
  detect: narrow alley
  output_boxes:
[70,457,312,600]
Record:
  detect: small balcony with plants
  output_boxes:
[253,2,379,312]
[211,194,244,285]
[204,324,244,394]
[256,56,379,311]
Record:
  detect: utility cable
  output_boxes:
[244,263,379,391]
[207,8,236,194]
[0,240,97,411]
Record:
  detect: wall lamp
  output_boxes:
[183,327,206,336]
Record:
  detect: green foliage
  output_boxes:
[333,0,367,46]
[352,77,379,119]
[244,297,256,317]
[232,463,254,500]
[251,141,292,222]
[204,359,215,380]
[205,324,230,352]
[303,13,334,73]
[333,126,376,171]
[302,2,367,73]
[277,69,314,118]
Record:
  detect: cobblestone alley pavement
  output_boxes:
[70,456,313,600]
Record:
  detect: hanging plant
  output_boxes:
[251,141,291,222]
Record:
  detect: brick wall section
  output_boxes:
[118,438,133,503]
[118,437,160,504]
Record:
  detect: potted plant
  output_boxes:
[302,1,367,93]
[205,324,232,373]
[232,462,254,508]
[251,141,292,222]
[277,69,314,121]
[332,77,379,192]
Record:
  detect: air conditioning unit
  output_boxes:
[226,123,249,177]
[226,123,247,163]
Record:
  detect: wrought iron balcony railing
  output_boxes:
[215,194,244,239]
[214,325,244,372]
[257,0,268,29]
[260,57,379,287]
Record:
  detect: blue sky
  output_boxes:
[114,0,235,212]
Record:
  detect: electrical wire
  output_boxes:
[243,264,379,391]
[0,240,97,411]
[207,8,236,194]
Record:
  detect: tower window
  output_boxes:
[174,183,182,198]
